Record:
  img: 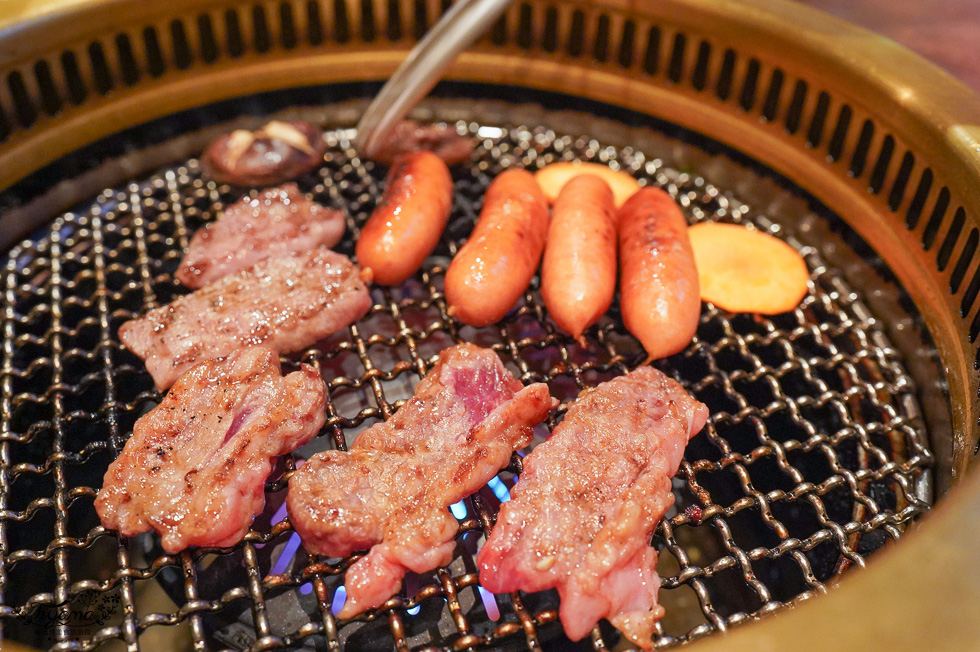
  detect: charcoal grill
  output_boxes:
[0,0,978,650]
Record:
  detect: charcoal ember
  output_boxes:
[202,120,327,186]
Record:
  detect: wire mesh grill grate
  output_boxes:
[0,120,933,651]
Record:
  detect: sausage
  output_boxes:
[541,175,617,341]
[445,169,549,326]
[617,187,700,360]
[356,151,454,285]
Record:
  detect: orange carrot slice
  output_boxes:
[535,161,640,208]
[688,222,809,315]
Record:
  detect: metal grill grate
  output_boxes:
[0,119,933,651]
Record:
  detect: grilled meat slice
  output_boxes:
[176,183,346,289]
[371,120,474,166]
[287,343,554,618]
[202,120,326,187]
[120,246,370,391]
[477,366,709,649]
[95,346,326,553]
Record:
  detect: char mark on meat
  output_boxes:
[95,346,326,553]
[286,343,554,618]
[176,183,346,289]
[119,246,371,390]
[477,366,708,650]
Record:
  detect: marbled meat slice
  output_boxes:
[287,343,554,617]
[95,346,326,553]
[176,183,346,289]
[477,366,708,649]
[119,246,371,390]
[371,120,474,166]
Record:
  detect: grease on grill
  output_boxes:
[0,122,932,651]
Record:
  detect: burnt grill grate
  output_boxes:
[0,120,932,651]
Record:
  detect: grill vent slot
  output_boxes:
[950,227,978,294]
[333,0,350,43]
[762,68,784,122]
[827,104,851,162]
[962,255,980,319]
[114,34,141,86]
[33,60,62,114]
[643,26,660,75]
[225,10,246,56]
[937,207,966,272]
[308,1,324,45]
[281,2,300,47]
[618,20,636,68]
[922,187,952,251]
[519,4,535,51]
[691,40,710,90]
[87,41,114,94]
[7,72,36,128]
[888,152,915,211]
[668,32,686,83]
[567,10,585,57]
[253,4,274,51]
[907,168,933,230]
[806,91,830,147]
[198,14,220,62]
[869,134,895,195]
[715,48,735,100]
[593,14,610,62]
[59,50,87,104]
[785,80,807,134]
[142,26,167,75]
[849,119,874,177]
[542,7,558,52]
[170,19,194,69]
[359,0,376,42]
[739,58,760,111]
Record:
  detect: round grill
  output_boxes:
[1,115,933,651]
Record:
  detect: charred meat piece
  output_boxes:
[202,120,326,186]
[370,120,474,166]
[120,247,371,391]
[176,183,346,289]
[477,366,709,649]
[94,346,326,553]
[287,343,554,618]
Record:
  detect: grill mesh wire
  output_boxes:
[0,120,933,651]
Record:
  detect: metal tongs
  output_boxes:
[354,0,515,157]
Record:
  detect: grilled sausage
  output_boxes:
[618,187,700,360]
[445,169,549,326]
[541,175,617,341]
[356,151,454,285]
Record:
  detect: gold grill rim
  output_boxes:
[0,0,978,650]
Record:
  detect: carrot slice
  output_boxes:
[688,222,809,315]
[535,161,640,208]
